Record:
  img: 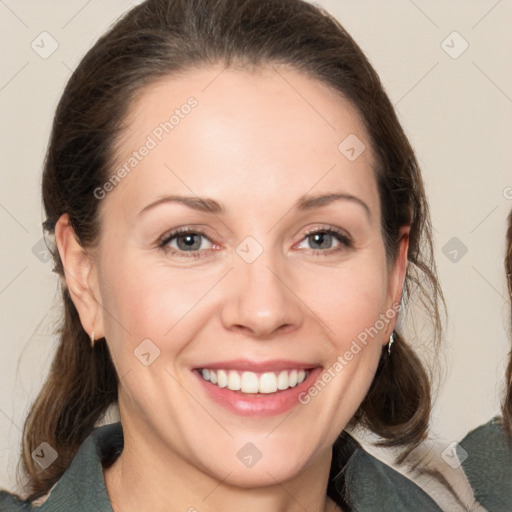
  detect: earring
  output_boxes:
[90,331,95,348]
[387,331,395,355]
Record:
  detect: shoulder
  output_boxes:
[339,425,490,512]
[0,490,30,511]
[0,422,123,512]
[460,416,511,453]
[330,432,445,511]
[459,416,512,512]
[346,449,445,511]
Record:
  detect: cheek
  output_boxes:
[98,254,220,356]
[297,258,390,344]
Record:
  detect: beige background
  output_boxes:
[0,0,511,493]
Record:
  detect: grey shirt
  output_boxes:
[459,417,512,512]
[0,422,444,511]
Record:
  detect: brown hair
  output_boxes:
[20,0,443,501]
[502,208,512,436]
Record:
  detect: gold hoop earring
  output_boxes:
[387,331,395,355]
[90,331,95,349]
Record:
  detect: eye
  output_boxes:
[296,227,352,254]
[159,228,216,257]
[158,226,352,258]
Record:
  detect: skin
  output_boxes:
[55,64,409,512]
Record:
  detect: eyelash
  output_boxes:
[158,226,352,258]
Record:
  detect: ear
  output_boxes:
[54,213,105,340]
[384,225,410,339]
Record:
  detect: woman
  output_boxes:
[0,0,458,510]
[459,209,512,511]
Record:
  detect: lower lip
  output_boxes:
[194,367,323,416]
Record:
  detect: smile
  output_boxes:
[199,368,310,394]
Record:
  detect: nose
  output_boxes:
[220,253,304,339]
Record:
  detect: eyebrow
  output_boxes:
[138,195,223,216]
[295,193,371,220]
[138,192,371,220]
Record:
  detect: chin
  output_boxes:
[193,438,320,489]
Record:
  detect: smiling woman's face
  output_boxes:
[76,64,408,486]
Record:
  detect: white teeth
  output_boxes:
[240,372,259,393]
[227,370,241,391]
[217,369,228,388]
[277,370,289,390]
[200,368,310,394]
[259,372,277,393]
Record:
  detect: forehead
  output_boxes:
[105,64,379,220]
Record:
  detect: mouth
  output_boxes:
[192,362,322,416]
[198,368,310,394]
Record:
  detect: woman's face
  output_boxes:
[83,64,408,485]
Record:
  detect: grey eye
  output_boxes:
[307,232,334,250]
[175,233,204,251]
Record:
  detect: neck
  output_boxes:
[103,418,341,512]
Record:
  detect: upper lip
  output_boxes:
[193,360,318,372]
